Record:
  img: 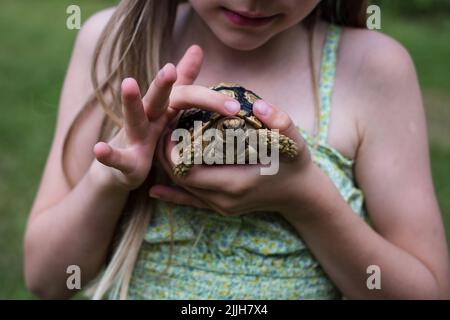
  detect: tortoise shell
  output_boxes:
[172,83,299,176]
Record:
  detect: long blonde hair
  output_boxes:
[61,0,368,300]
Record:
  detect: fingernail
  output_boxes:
[224,100,240,114]
[254,100,271,116]
[149,192,160,199]
[158,65,167,80]
[157,70,165,80]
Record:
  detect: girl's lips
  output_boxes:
[221,7,278,27]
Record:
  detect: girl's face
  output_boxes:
[188,0,321,50]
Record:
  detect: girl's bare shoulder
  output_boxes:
[336,26,421,140]
[62,6,117,122]
[58,7,117,184]
[78,8,116,42]
[338,26,418,106]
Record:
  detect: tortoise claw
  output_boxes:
[257,129,298,159]
[279,134,298,159]
[174,163,193,177]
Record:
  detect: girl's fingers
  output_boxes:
[142,63,177,121]
[158,130,256,192]
[149,184,209,209]
[156,130,177,177]
[169,85,241,116]
[143,44,204,121]
[252,100,302,143]
[182,165,259,192]
[94,142,135,174]
[182,186,242,216]
[174,45,204,86]
[121,78,148,143]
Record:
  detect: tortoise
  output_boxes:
[173,83,298,176]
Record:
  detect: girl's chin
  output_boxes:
[216,32,270,51]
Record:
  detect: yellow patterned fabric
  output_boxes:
[122,24,367,300]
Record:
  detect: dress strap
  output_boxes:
[316,24,342,145]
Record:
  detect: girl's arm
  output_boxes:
[24,10,182,299]
[25,165,130,299]
[284,32,450,299]
[24,10,126,299]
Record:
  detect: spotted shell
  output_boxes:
[176,82,264,130]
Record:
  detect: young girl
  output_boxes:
[24,0,449,299]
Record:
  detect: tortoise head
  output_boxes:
[214,116,246,131]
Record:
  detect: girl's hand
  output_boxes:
[152,100,316,218]
[90,63,177,191]
[91,45,240,191]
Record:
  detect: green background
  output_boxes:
[0,0,449,298]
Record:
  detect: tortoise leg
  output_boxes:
[278,133,298,159]
[174,162,193,176]
[257,129,298,159]
[173,141,196,177]
[174,144,194,176]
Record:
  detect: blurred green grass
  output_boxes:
[0,0,449,299]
